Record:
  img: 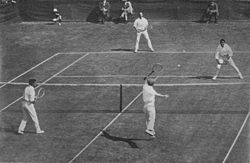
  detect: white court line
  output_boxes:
[59,50,250,55]
[55,75,250,78]
[0,53,90,113]
[68,92,142,163]
[68,77,162,162]
[0,52,60,89]
[222,109,250,163]
[0,81,249,87]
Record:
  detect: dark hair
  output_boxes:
[147,78,155,86]
[28,79,36,85]
[220,39,225,43]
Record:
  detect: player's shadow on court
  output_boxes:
[0,127,16,134]
[188,75,213,80]
[189,76,240,80]
[102,131,151,148]
[0,126,34,135]
[111,48,134,52]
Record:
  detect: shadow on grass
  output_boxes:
[101,131,151,148]
[45,22,56,25]
[188,75,213,80]
[110,48,134,52]
[0,127,34,135]
[5,109,248,114]
[0,127,16,134]
[189,76,241,80]
[192,20,207,24]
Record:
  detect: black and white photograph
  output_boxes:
[0,0,250,162]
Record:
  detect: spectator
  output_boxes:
[201,0,219,23]
[0,0,16,5]
[120,0,133,22]
[52,8,62,26]
[97,0,111,24]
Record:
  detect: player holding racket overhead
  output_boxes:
[212,39,243,80]
[142,64,168,138]
[133,12,154,53]
[18,79,44,135]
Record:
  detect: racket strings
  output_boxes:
[152,63,163,72]
[37,88,45,99]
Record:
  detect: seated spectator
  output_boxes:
[97,0,111,24]
[52,8,62,26]
[0,0,16,5]
[201,1,219,23]
[120,0,133,22]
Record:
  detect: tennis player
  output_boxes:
[18,79,44,135]
[133,12,154,53]
[142,77,168,138]
[212,39,243,80]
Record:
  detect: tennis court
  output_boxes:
[1,0,250,160]
[0,49,249,162]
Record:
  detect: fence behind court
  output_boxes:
[1,0,250,22]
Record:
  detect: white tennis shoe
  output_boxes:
[145,129,155,138]
[36,130,45,134]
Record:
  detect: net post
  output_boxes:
[120,84,122,112]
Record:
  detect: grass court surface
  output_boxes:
[0,21,250,163]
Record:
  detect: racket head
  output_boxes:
[152,63,163,72]
[37,87,45,99]
[148,24,153,30]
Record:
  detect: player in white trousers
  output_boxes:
[133,12,154,53]
[142,77,168,137]
[18,79,44,134]
[212,39,243,80]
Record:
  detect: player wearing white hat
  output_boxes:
[133,12,154,53]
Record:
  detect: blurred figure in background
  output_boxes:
[120,0,133,22]
[201,0,219,23]
[97,0,111,24]
[53,8,62,26]
[0,0,16,5]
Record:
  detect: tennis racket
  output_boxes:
[36,87,45,100]
[147,24,153,30]
[222,55,230,65]
[146,63,163,77]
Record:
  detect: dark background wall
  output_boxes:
[1,0,250,22]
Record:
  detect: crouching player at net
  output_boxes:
[18,79,44,135]
[212,39,243,80]
[142,77,169,138]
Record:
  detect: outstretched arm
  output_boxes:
[152,88,169,98]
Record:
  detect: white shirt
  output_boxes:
[124,1,133,13]
[215,43,233,60]
[133,17,148,31]
[23,85,35,102]
[142,82,158,107]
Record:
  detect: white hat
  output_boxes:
[53,8,58,12]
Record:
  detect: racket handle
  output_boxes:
[147,71,154,77]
